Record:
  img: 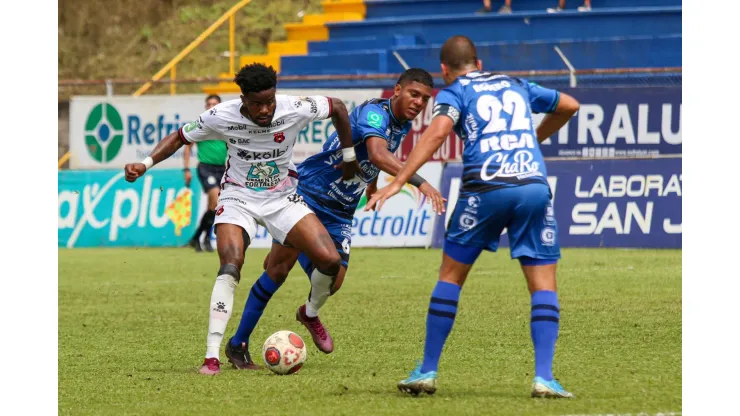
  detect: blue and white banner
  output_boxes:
[58,169,204,248]
[538,87,682,158]
[60,162,443,249]
[432,158,682,249]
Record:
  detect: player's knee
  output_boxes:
[219,244,244,270]
[218,263,241,282]
[316,255,341,277]
[266,263,290,284]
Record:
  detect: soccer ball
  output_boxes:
[262,330,307,375]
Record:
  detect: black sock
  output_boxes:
[201,210,216,241]
[191,210,214,241]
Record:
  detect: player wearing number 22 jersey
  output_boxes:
[365,36,581,398]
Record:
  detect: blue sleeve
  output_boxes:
[523,79,560,114]
[356,104,390,142]
[432,83,464,126]
[434,83,463,113]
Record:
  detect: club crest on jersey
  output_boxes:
[274,131,285,143]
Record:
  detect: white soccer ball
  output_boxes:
[262,330,307,375]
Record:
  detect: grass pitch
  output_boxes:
[59,247,681,415]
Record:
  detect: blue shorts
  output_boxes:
[445,183,560,265]
[275,191,352,269]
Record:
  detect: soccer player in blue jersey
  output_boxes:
[366,36,580,398]
[223,68,446,368]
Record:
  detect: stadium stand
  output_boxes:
[202,0,681,92]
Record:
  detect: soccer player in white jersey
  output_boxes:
[124,64,361,375]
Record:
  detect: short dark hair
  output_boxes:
[234,63,278,95]
[205,94,221,103]
[440,35,478,71]
[397,68,434,89]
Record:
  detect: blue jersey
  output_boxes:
[297,98,411,222]
[433,72,560,196]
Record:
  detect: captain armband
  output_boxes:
[432,103,461,125]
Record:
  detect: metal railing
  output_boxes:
[59,67,682,94]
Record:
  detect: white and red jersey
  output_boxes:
[179,95,332,197]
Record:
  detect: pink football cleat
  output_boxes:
[199,357,221,375]
[296,304,334,354]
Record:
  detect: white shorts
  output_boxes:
[213,185,314,245]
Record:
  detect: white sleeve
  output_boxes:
[290,95,332,122]
[178,109,221,144]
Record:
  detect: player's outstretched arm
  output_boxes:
[365,115,453,212]
[328,97,361,180]
[182,141,192,187]
[124,131,184,182]
[536,92,580,143]
[365,136,446,214]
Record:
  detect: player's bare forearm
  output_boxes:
[125,131,186,182]
[329,98,353,149]
[367,137,430,188]
[150,131,185,164]
[367,138,404,177]
[536,92,580,143]
[183,142,191,169]
[391,116,451,186]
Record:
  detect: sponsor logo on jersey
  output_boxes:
[541,227,556,245]
[245,161,281,190]
[236,146,288,162]
[459,213,478,231]
[367,111,383,129]
[481,150,542,181]
[299,97,318,114]
[227,124,248,131]
[479,133,535,152]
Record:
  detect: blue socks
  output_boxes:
[421,281,461,373]
[230,272,282,347]
[530,290,560,381]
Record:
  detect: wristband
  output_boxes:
[408,173,427,188]
[142,157,154,170]
[342,147,357,162]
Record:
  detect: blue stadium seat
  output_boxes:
[326,7,681,44]
[277,1,682,88]
[281,35,681,76]
[363,0,681,19]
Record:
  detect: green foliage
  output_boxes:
[58,0,322,97]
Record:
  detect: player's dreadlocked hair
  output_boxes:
[397,68,434,89]
[234,63,278,95]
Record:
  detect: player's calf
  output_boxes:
[201,224,248,369]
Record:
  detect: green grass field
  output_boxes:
[59,247,681,415]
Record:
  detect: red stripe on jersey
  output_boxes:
[288,169,299,179]
[221,156,232,190]
[326,97,333,117]
[177,128,190,145]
